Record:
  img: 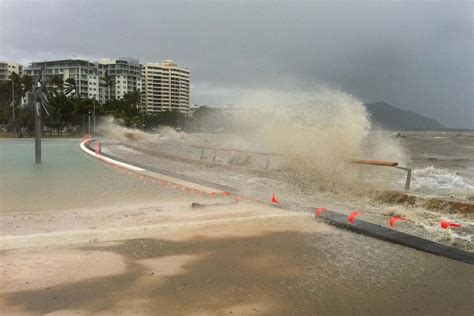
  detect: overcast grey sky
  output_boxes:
[0,0,472,128]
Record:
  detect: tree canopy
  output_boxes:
[0,75,199,136]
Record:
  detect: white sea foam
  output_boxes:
[412,166,474,191]
[97,116,186,143]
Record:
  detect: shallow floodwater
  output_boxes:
[100,129,474,252]
[0,139,189,214]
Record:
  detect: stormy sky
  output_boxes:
[0,0,472,128]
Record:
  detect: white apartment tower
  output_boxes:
[99,57,142,100]
[0,61,23,81]
[23,59,101,100]
[142,59,190,114]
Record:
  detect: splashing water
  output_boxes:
[412,166,474,194]
[238,88,407,193]
[97,88,408,194]
[97,116,185,142]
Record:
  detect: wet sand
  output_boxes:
[1,214,473,315]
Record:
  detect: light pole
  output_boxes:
[88,110,91,136]
[11,79,15,137]
[32,63,50,164]
[34,100,42,163]
[93,99,96,137]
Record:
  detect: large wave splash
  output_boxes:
[97,88,408,193]
[239,88,408,193]
[96,116,184,142]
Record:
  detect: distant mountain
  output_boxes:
[364,102,446,130]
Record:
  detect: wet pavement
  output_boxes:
[1,215,473,315]
[1,139,473,315]
[102,140,474,252]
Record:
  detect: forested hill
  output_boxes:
[364,102,446,130]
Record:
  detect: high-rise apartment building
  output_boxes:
[21,57,190,113]
[23,59,101,100]
[0,61,23,81]
[142,59,190,114]
[99,57,142,100]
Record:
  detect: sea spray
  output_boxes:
[96,88,408,194]
[239,88,407,193]
[97,116,185,142]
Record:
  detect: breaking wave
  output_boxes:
[97,88,408,194]
[412,166,474,192]
[240,88,407,193]
[96,116,184,142]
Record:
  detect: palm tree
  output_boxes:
[21,75,33,96]
[64,78,77,97]
[8,72,22,104]
[123,89,141,108]
[102,72,114,100]
[49,75,64,97]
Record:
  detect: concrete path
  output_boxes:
[1,210,473,315]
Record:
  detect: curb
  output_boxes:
[81,140,222,194]
[80,140,144,171]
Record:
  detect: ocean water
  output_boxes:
[398,131,474,200]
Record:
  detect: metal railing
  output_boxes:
[351,159,412,191]
[188,144,283,169]
[187,145,413,191]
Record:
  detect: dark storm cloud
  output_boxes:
[0,0,472,128]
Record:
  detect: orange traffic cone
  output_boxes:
[271,193,280,204]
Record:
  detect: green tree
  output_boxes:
[0,74,33,133]
[46,94,76,135]
[21,75,33,96]
[16,105,35,137]
[49,75,64,96]
[100,91,142,127]
[142,110,187,129]
[64,78,77,97]
[102,72,114,100]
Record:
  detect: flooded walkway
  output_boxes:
[1,139,473,314]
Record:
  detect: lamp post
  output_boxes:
[93,99,96,137]
[32,64,50,164]
[11,79,15,137]
[88,110,91,136]
[34,99,42,163]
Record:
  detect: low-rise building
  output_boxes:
[0,61,23,81]
[23,59,101,100]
